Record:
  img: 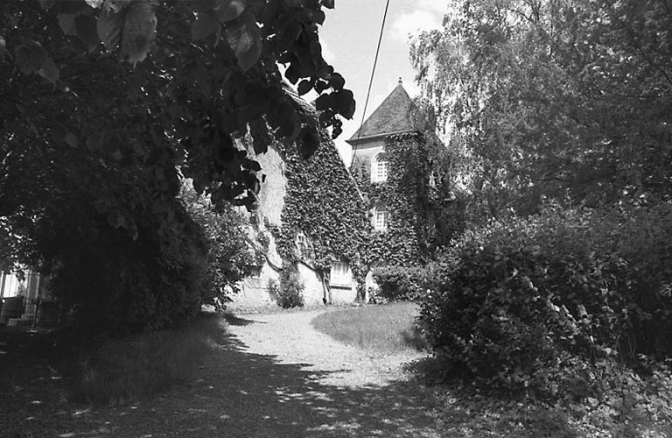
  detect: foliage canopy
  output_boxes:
[0,0,354,334]
[412,0,672,217]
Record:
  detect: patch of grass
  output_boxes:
[311,302,426,353]
[64,313,224,405]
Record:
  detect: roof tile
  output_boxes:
[347,83,414,144]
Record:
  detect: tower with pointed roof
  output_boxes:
[348,80,441,285]
[347,79,415,172]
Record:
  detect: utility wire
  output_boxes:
[351,0,391,164]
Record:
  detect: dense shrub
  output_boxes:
[44,203,212,337]
[181,183,263,307]
[268,264,305,308]
[420,202,672,398]
[372,265,426,302]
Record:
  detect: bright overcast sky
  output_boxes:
[318,0,447,166]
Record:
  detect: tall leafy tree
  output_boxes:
[1,0,354,232]
[0,0,355,333]
[412,0,672,218]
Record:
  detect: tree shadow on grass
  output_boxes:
[42,330,445,438]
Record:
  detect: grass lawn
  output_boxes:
[65,313,223,405]
[311,302,426,353]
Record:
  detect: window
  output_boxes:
[371,153,388,183]
[427,210,436,238]
[330,261,352,287]
[428,171,437,188]
[249,266,262,278]
[374,208,389,231]
[295,232,311,259]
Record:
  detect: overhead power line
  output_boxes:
[351,0,391,163]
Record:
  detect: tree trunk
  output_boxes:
[320,270,332,305]
[0,271,7,300]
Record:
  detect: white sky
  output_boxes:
[318,1,447,166]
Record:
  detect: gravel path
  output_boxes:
[60,309,446,437]
[228,309,425,387]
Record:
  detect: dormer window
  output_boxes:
[371,153,388,183]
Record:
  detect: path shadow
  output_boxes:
[221,312,261,327]
[41,325,444,438]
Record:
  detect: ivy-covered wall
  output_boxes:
[237,125,456,306]
[270,132,371,300]
[352,132,437,268]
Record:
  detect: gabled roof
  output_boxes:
[347,82,415,145]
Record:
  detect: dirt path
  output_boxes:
[226,309,427,388]
[20,310,446,438]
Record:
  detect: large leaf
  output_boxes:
[37,56,60,84]
[15,41,47,75]
[97,6,124,50]
[58,13,78,36]
[225,13,261,71]
[191,12,220,41]
[214,0,246,22]
[60,11,99,52]
[297,80,312,96]
[333,89,355,119]
[76,14,100,52]
[97,0,157,66]
[236,39,261,72]
[191,0,217,12]
[249,117,272,154]
[39,0,56,10]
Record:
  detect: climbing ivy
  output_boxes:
[353,132,435,268]
[269,127,459,302]
[272,132,370,299]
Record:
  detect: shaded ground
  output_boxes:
[0,328,94,437]
[1,310,445,438]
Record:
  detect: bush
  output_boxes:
[41,201,211,337]
[372,265,426,302]
[419,202,672,399]
[181,183,262,307]
[268,265,305,308]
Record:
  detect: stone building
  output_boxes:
[231,81,446,308]
[229,90,369,309]
[349,80,441,273]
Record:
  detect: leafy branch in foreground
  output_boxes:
[0,0,355,335]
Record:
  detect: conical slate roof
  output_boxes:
[347,81,415,145]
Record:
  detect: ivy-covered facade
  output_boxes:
[232,82,450,307]
[269,130,371,303]
[348,81,448,290]
[231,88,371,307]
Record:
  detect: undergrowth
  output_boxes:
[63,313,224,406]
[417,202,672,437]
